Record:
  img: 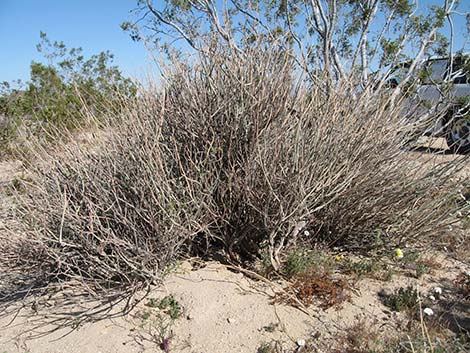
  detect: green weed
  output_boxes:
[282,247,333,278]
[262,323,278,332]
[141,310,151,321]
[340,258,382,279]
[145,297,160,309]
[256,342,282,353]
[415,263,430,278]
[380,286,419,312]
[158,295,182,320]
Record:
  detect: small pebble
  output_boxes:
[311,331,321,339]
[429,295,436,301]
[423,308,434,316]
[227,317,236,324]
[434,287,442,295]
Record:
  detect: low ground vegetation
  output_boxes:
[257,277,470,353]
[136,295,183,352]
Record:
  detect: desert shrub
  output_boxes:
[156,47,464,271]
[0,32,135,158]
[2,44,466,298]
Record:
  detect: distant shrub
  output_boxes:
[0,32,135,157]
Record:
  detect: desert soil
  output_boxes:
[0,138,468,353]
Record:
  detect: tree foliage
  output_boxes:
[0,32,135,155]
[123,0,468,89]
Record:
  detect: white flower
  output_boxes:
[423,308,434,316]
[304,230,310,236]
[434,287,442,295]
[296,339,306,347]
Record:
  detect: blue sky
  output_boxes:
[0,0,469,84]
[0,0,148,83]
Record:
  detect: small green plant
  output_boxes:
[257,249,273,276]
[339,257,395,281]
[282,247,333,278]
[402,251,420,264]
[137,298,182,352]
[399,251,441,278]
[282,248,316,277]
[340,258,382,279]
[144,296,183,320]
[141,310,151,321]
[256,342,282,353]
[145,297,160,308]
[162,260,181,277]
[158,295,182,320]
[262,323,278,332]
[137,310,174,352]
[383,269,395,282]
[415,262,430,278]
[380,286,419,312]
[257,343,272,353]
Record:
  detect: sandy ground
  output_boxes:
[0,137,468,353]
[0,257,468,353]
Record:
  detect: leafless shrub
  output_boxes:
[1,44,466,301]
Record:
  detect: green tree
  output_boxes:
[123,0,468,89]
[0,32,136,155]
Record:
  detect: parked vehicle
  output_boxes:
[386,54,470,153]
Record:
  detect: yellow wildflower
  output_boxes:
[395,248,404,259]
